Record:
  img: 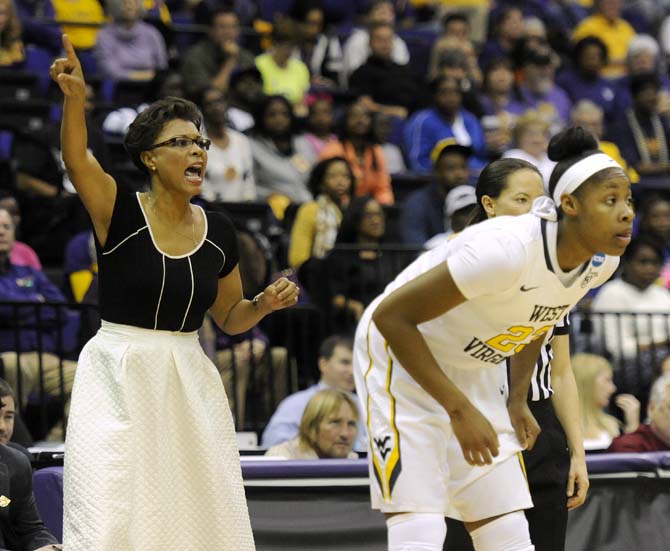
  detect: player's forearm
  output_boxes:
[61,95,89,170]
[372,314,470,415]
[551,370,586,458]
[508,337,544,404]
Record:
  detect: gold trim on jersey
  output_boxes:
[517,451,530,491]
[364,320,402,502]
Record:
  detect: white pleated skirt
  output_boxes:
[63,321,255,550]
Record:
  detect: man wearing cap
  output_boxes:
[517,46,572,128]
[401,138,471,245]
[181,7,256,98]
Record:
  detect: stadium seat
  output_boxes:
[0,98,51,133]
[0,71,40,101]
[0,130,13,162]
[24,45,54,94]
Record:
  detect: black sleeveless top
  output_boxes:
[95,191,239,332]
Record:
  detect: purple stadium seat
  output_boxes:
[33,466,64,541]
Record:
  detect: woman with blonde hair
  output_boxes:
[571,353,640,450]
[265,388,359,459]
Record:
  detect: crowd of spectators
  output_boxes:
[2,0,670,448]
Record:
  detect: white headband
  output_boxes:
[552,153,621,204]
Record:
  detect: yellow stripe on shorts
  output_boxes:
[517,451,530,490]
[382,340,402,500]
[363,321,402,502]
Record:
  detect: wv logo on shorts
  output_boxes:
[373,435,393,460]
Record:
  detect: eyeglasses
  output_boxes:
[148,136,211,151]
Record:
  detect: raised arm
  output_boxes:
[50,34,117,245]
[372,262,500,466]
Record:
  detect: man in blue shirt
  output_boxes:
[262,335,368,451]
[0,208,76,429]
[401,139,471,245]
[404,75,487,173]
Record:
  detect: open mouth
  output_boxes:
[184,164,204,184]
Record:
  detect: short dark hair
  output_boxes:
[252,94,297,138]
[467,158,541,225]
[623,233,665,264]
[210,6,237,22]
[124,97,202,174]
[0,378,16,404]
[631,72,660,97]
[482,57,513,93]
[307,157,356,198]
[574,35,608,65]
[336,195,381,244]
[319,335,354,359]
[289,0,323,21]
[442,12,469,28]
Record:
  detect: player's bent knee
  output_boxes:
[386,512,447,551]
[469,510,534,551]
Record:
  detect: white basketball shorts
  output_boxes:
[353,309,533,522]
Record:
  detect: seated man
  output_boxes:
[265,389,359,459]
[0,208,76,439]
[0,378,32,455]
[609,373,670,453]
[262,335,367,450]
[0,392,61,549]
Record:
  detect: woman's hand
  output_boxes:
[50,34,86,100]
[615,393,641,433]
[256,277,299,314]
[450,401,500,466]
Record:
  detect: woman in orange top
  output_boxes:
[320,100,394,205]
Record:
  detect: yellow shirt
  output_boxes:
[573,14,635,79]
[53,0,106,50]
[0,40,25,67]
[600,140,639,184]
[255,53,310,106]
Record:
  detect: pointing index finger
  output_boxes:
[62,34,78,62]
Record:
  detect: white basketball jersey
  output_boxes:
[378,213,619,372]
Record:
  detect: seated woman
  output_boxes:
[0,0,25,67]
[265,389,359,459]
[301,93,337,159]
[320,100,393,205]
[93,0,168,81]
[637,193,670,288]
[326,195,400,333]
[249,94,315,205]
[572,353,640,451]
[288,157,354,272]
[590,234,670,399]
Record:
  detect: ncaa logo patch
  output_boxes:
[591,253,606,267]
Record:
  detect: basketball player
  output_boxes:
[353,127,634,550]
